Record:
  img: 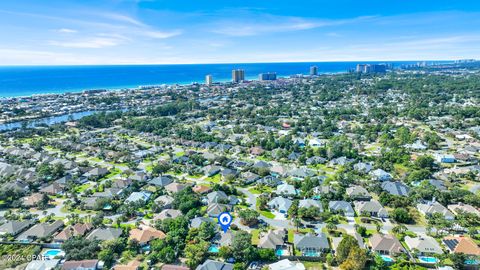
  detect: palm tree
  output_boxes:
[392,224,407,235]
[326,222,337,231]
[293,217,301,232]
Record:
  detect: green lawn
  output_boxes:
[301,261,324,270]
[251,229,260,245]
[255,200,275,218]
[288,228,315,242]
[206,174,222,183]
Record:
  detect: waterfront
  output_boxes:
[0,61,433,97]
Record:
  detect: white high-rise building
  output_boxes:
[205,74,213,86]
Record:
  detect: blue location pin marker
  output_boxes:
[218,212,232,233]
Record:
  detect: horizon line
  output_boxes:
[0,59,459,67]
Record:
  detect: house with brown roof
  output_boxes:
[40,182,65,195]
[447,203,480,216]
[62,259,99,270]
[113,260,140,270]
[443,236,480,256]
[165,182,189,194]
[162,265,189,270]
[370,234,405,255]
[129,226,166,245]
[54,223,93,243]
[23,193,45,208]
[193,185,212,194]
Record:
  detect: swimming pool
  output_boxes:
[380,255,394,262]
[208,245,219,253]
[275,249,284,256]
[303,251,319,257]
[43,249,64,259]
[465,259,479,265]
[418,256,437,263]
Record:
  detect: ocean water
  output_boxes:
[0,61,439,97]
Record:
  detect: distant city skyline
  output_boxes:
[1,0,480,65]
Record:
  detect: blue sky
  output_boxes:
[0,0,479,65]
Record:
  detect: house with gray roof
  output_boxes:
[404,236,443,255]
[190,217,214,229]
[381,181,410,196]
[26,259,60,270]
[196,260,233,270]
[346,185,371,200]
[155,195,174,209]
[258,229,286,249]
[328,201,355,217]
[124,191,152,204]
[148,176,173,187]
[276,183,297,196]
[370,169,392,181]
[207,203,231,217]
[417,201,455,220]
[294,233,330,256]
[354,200,388,218]
[86,228,122,241]
[299,199,323,211]
[268,197,293,214]
[17,220,64,241]
[0,220,34,237]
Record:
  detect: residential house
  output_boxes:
[417,201,455,220]
[258,176,282,187]
[165,182,189,194]
[17,220,64,242]
[62,260,99,270]
[268,259,305,270]
[381,181,410,196]
[294,233,330,256]
[40,182,65,195]
[26,259,60,270]
[196,260,233,270]
[370,234,405,255]
[54,223,93,243]
[354,162,373,174]
[84,167,109,180]
[155,209,183,221]
[404,236,443,255]
[354,200,388,218]
[443,236,480,256]
[268,197,293,214]
[346,185,371,200]
[129,226,166,246]
[329,201,355,217]
[86,227,123,241]
[190,217,215,229]
[113,261,141,270]
[276,184,297,196]
[207,203,230,217]
[370,169,392,181]
[289,167,315,179]
[0,220,34,237]
[154,195,174,209]
[124,191,152,204]
[448,203,480,216]
[148,176,173,187]
[299,199,323,211]
[257,229,286,249]
[23,193,45,208]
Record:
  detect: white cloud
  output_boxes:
[210,14,375,36]
[57,28,77,33]
[141,30,182,39]
[49,36,127,48]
